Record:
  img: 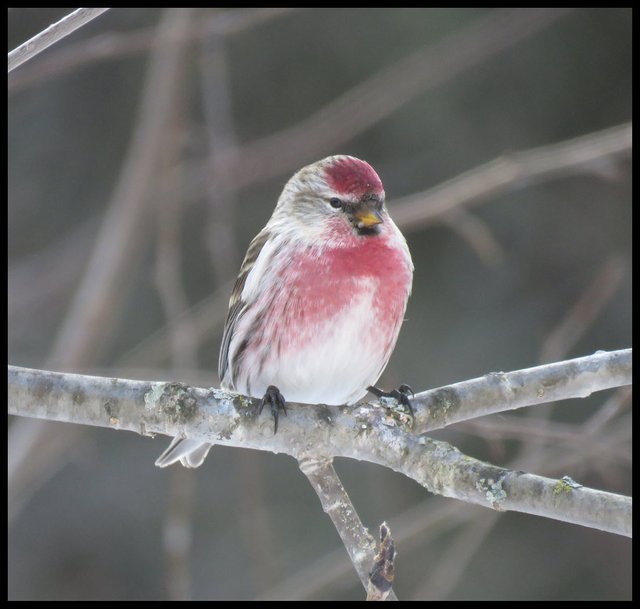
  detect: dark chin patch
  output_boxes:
[356,225,381,237]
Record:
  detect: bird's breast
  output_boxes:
[234,235,412,404]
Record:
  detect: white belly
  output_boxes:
[235,281,390,405]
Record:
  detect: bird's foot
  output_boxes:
[367,384,415,418]
[259,385,287,433]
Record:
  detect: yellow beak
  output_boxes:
[353,209,383,229]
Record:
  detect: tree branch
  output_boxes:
[410,348,631,434]
[8,7,111,72]
[299,458,398,600]
[8,349,632,537]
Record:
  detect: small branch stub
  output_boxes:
[367,522,396,601]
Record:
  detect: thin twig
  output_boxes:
[9,8,303,92]
[540,255,626,362]
[582,385,632,435]
[461,415,614,444]
[392,122,632,231]
[417,511,498,600]
[8,8,111,72]
[459,384,631,448]
[299,458,398,600]
[437,207,505,267]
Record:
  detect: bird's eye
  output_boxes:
[329,197,343,209]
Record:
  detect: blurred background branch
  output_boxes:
[8,7,196,551]
[202,8,576,191]
[392,122,632,230]
[48,8,194,368]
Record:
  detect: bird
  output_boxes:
[155,155,413,468]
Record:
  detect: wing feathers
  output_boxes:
[218,229,275,382]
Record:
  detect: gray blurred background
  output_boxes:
[8,8,631,600]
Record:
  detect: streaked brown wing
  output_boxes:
[217,228,273,382]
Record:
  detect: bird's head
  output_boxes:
[273,155,388,241]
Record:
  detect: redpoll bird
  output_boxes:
[156,155,413,468]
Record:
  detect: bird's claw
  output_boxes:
[367,384,415,418]
[259,385,287,433]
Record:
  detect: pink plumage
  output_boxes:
[156,155,413,468]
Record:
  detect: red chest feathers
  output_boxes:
[273,236,411,330]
